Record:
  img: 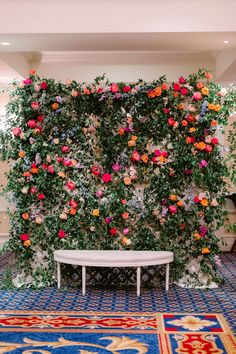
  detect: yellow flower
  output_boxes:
[201,247,210,254]
[200,198,209,207]
[201,87,209,95]
[91,209,100,216]
[131,135,138,141]
[194,232,201,240]
[128,140,136,147]
[124,177,132,185]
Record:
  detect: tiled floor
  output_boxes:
[0,253,235,334]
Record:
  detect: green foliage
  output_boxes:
[0,69,235,288]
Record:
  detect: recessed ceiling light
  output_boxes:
[224,40,229,44]
[1,42,11,46]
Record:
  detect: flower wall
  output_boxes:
[0,69,235,288]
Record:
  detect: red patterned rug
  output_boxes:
[0,311,235,353]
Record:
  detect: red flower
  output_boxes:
[179,76,186,84]
[37,115,44,122]
[27,120,37,128]
[123,85,131,93]
[57,157,64,163]
[121,199,127,205]
[69,199,78,208]
[152,156,159,164]
[47,165,55,174]
[161,151,168,158]
[173,83,181,91]
[64,159,73,167]
[169,205,177,213]
[38,193,45,200]
[61,146,70,153]
[41,164,48,170]
[66,181,76,190]
[20,233,29,241]
[109,228,117,235]
[180,223,186,230]
[91,166,101,176]
[211,137,219,145]
[41,81,47,90]
[12,127,21,136]
[163,108,170,114]
[180,87,188,96]
[168,118,176,126]
[194,196,200,203]
[102,173,112,183]
[97,87,103,94]
[58,230,66,239]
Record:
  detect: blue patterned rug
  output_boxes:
[0,253,236,335]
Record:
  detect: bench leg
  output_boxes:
[165,263,170,291]
[137,267,141,296]
[57,262,61,289]
[82,266,86,295]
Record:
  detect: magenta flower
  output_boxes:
[112,163,121,172]
[199,226,207,236]
[199,159,208,168]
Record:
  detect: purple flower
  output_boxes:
[184,169,193,175]
[199,226,207,236]
[56,96,62,103]
[161,207,168,217]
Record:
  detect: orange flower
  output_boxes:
[70,208,77,215]
[31,167,38,174]
[148,91,156,98]
[128,140,136,147]
[181,120,188,127]
[214,104,221,112]
[177,200,184,207]
[118,127,125,135]
[211,120,218,127]
[23,240,31,247]
[122,212,129,219]
[200,198,209,207]
[194,232,201,240]
[205,72,212,80]
[83,88,91,95]
[23,171,31,177]
[201,87,209,95]
[201,247,210,254]
[170,194,177,201]
[208,103,215,111]
[154,86,162,96]
[197,142,206,150]
[141,154,148,163]
[131,135,138,141]
[189,127,196,133]
[124,177,132,185]
[121,236,131,246]
[159,156,165,163]
[51,102,59,110]
[196,82,204,89]
[29,69,36,75]
[91,209,100,216]
[18,151,26,158]
[178,103,185,110]
[173,92,179,98]
[22,213,29,220]
[161,83,168,90]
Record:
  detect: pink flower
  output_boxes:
[199,159,208,168]
[66,181,76,190]
[180,87,188,96]
[102,173,112,183]
[58,230,66,239]
[96,190,104,198]
[110,83,119,93]
[131,150,141,162]
[69,199,78,208]
[192,92,202,101]
[38,193,45,200]
[154,149,161,157]
[47,165,55,174]
[23,78,32,85]
[205,72,212,80]
[178,76,186,84]
[173,83,181,91]
[211,137,219,145]
[27,120,37,128]
[12,127,21,136]
[97,87,103,94]
[205,135,212,143]
[41,81,47,90]
[63,159,73,167]
[205,144,213,153]
[61,146,70,153]
[169,205,177,213]
[112,163,121,172]
[168,118,176,126]
[30,186,37,194]
[163,108,170,114]
[20,233,29,241]
[31,101,40,110]
[123,228,129,235]
[123,85,131,93]
[57,157,64,163]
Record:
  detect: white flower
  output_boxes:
[21,187,28,194]
[219,88,227,97]
[167,316,217,331]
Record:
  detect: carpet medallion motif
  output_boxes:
[0,311,235,353]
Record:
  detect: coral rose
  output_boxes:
[122,212,129,219]
[124,177,132,185]
[18,151,26,158]
[192,92,202,100]
[110,83,119,93]
[118,127,125,135]
[22,213,29,220]
[12,127,21,136]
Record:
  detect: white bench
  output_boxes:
[54,250,174,296]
